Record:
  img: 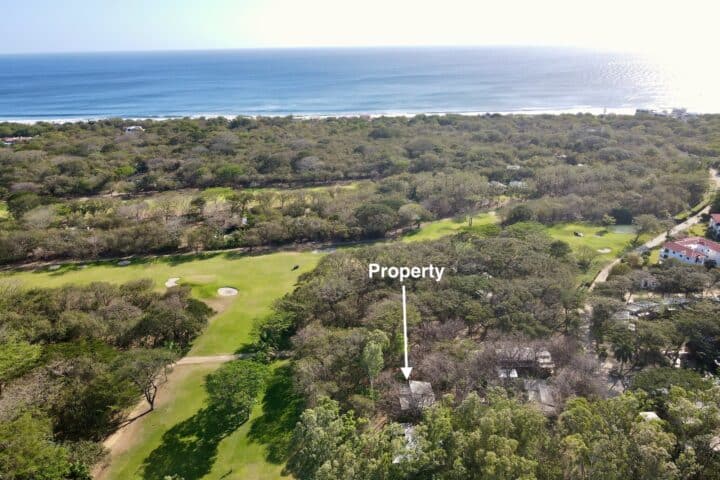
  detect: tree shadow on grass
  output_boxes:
[247,364,304,465]
[140,405,247,480]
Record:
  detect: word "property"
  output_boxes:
[368,263,445,282]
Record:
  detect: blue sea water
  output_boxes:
[0,47,708,121]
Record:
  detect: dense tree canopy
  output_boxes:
[0,113,716,264]
[0,280,211,477]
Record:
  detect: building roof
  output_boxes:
[676,236,720,251]
[663,242,706,259]
[497,368,518,378]
[663,236,720,258]
[524,379,557,414]
[399,381,436,411]
[640,411,661,421]
[710,435,720,453]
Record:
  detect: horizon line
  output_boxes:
[0,43,628,57]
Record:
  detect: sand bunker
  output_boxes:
[597,248,612,254]
[117,260,131,266]
[165,277,180,288]
[217,287,238,297]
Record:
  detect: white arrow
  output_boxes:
[400,285,413,380]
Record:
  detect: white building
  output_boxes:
[661,236,720,266]
[710,214,720,238]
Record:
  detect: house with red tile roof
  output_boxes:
[661,236,720,266]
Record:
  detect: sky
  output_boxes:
[1,0,719,57]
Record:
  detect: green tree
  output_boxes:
[0,412,70,480]
[549,239,572,258]
[710,191,720,214]
[288,397,358,479]
[361,341,384,398]
[116,348,177,411]
[205,360,268,421]
[632,214,662,244]
[575,245,599,273]
[398,203,432,229]
[354,203,398,238]
[0,337,41,396]
[6,192,42,220]
[503,204,536,226]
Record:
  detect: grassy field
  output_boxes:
[687,222,708,238]
[401,214,639,284]
[545,223,637,258]
[1,251,320,355]
[405,216,638,282]
[401,212,499,243]
[0,250,322,480]
[100,362,297,480]
[544,223,639,282]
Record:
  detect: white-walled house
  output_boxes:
[710,214,720,238]
[661,236,720,266]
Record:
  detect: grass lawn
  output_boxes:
[403,216,638,283]
[544,223,640,282]
[687,222,708,238]
[649,248,661,265]
[402,212,499,243]
[0,250,321,355]
[0,251,321,480]
[100,362,297,480]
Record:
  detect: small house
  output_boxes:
[524,379,557,415]
[399,381,436,411]
[495,347,555,375]
[536,350,555,372]
[1,136,33,145]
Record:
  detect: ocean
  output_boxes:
[0,47,712,121]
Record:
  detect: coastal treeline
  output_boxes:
[0,280,212,479]
[0,114,716,264]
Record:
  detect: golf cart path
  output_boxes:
[95,353,246,479]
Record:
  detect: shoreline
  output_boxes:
[0,106,695,125]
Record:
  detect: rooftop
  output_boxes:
[663,236,720,257]
[399,380,436,411]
